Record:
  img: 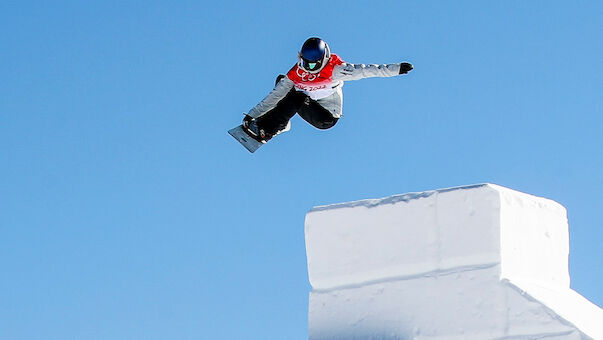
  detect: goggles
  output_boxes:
[302,58,322,72]
[302,59,322,71]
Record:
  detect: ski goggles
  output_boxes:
[301,58,323,72]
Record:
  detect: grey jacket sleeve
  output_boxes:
[247,77,295,119]
[332,62,402,82]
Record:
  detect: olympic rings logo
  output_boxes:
[296,67,318,82]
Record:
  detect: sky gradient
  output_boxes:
[1,1,601,339]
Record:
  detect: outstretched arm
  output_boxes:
[247,77,295,119]
[333,62,413,82]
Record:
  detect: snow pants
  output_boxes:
[256,88,339,137]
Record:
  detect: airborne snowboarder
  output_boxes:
[229,37,413,152]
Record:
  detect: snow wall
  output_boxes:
[305,184,602,340]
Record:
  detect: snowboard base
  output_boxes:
[228,125,265,153]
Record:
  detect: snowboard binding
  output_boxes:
[242,115,269,143]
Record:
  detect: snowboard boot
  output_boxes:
[242,115,269,143]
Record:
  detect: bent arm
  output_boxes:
[332,62,403,82]
[247,77,295,119]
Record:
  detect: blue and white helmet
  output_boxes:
[298,37,331,74]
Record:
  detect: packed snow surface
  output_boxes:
[305,184,602,339]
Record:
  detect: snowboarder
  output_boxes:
[232,37,413,150]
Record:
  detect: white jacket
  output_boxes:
[248,53,403,119]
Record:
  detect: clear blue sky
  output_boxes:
[1,1,601,339]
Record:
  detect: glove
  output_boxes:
[399,62,413,75]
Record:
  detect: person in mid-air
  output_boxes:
[242,37,413,142]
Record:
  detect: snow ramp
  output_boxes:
[305,184,602,340]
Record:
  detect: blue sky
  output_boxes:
[1,1,601,339]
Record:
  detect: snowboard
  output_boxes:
[228,125,265,153]
[228,120,290,153]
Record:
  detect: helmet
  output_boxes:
[299,37,331,73]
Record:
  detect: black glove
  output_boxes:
[399,62,413,75]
